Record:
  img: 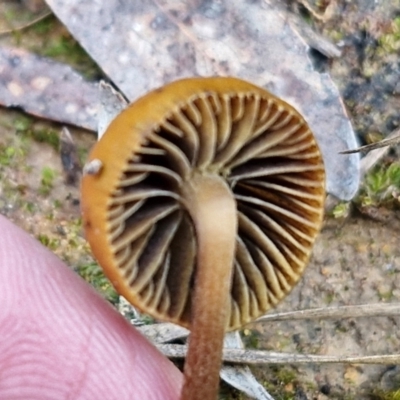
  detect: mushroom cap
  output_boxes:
[81,77,325,330]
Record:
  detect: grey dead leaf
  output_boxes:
[97,81,128,139]
[43,0,359,200]
[221,332,275,400]
[0,46,98,130]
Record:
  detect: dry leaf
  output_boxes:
[0,46,98,130]
[45,0,359,200]
[221,332,275,400]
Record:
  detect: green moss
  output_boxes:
[0,146,16,166]
[14,115,33,132]
[378,289,394,301]
[3,115,61,163]
[274,367,298,385]
[370,389,400,400]
[355,161,400,207]
[329,29,344,42]
[78,146,89,165]
[53,199,62,208]
[37,233,60,250]
[331,202,351,218]
[324,292,335,304]
[39,166,57,196]
[76,262,119,304]
[31,15,56,35]
[30,128,60,150]
[0,138,29,167]
[378,17,400,53]
[241,329,260,349]
[218,384,245,400]
[335,321,349,333]
[37,35,101,80]
[5,13,103,80]
[22,201,36,213]
[11,114,60,151]
[263,366,299,399]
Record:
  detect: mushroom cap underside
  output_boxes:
[81,76,325,330]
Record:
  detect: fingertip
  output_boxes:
[0,215,182,399]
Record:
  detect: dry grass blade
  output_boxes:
[340,128,400,181]
[157,344,400,366]
[137,303,400,345]
[340,128,400,154]
[256,302,400,322]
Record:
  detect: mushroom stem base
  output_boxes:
[180,172,237,400]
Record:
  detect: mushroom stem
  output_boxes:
[180,172,237,400]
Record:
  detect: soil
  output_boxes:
[1,1,400,399]
[249,216,400,399]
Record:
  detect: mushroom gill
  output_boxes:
[81,77,325,400]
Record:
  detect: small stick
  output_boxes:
[157,344,400,366]
[340,129,400,155]
[340,128,400,181]
[256,302,400,322]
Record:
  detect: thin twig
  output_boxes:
[157,344,400,365]
[340,129,400,155]
[256,302,400,322]
[339,128,400,181]
[137,303,400,345]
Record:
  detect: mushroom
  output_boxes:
[81,77,325,400]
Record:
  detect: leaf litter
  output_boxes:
[4,1,400,399]
[1,0,359,200]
